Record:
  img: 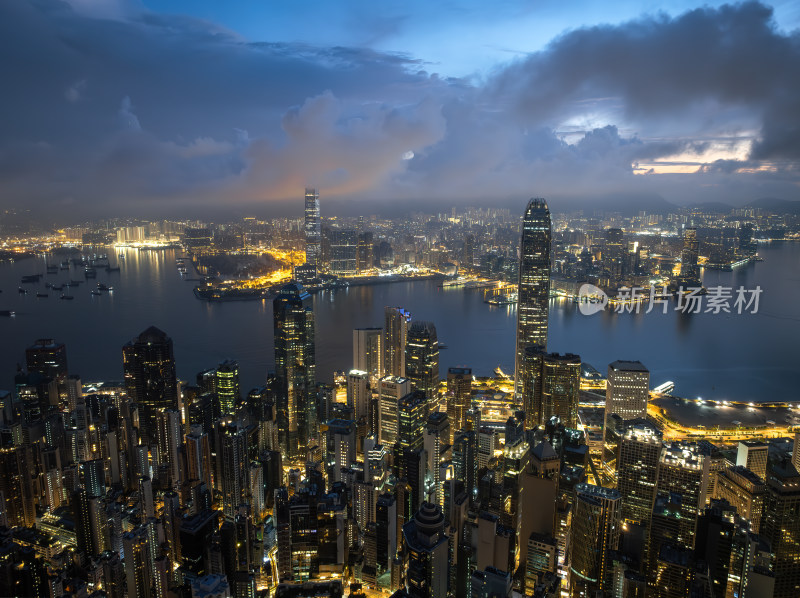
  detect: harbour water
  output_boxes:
[1,242,798,404]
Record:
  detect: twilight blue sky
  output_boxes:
[1,0,799,217]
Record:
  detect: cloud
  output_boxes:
[0,0,798,218]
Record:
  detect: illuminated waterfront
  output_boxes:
[1,242,798,405]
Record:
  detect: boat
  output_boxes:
[46,265,59,273]
[36,292,49,298]
[106,266,121,272]
[20,274,41,283]
[0,310,15,317]
[84,267,97,278]
[70,280,83,286]
[51,285,63,291]
[97,283,114,292]
[60,264,70,270]
[18,287,27,294]
[60,295,74,301]
[91,290,102,296]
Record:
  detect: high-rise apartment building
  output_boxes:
[604,360,650,468]
[515,198,551,395]
[617,420,662,528]
[304,188,321,266]
[273,283,316,460]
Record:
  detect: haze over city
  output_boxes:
[1,0,799,219]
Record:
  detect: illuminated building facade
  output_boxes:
[405,321,440,402]
[446,367,472,444]
[515,198,551,395]
[273,283,316,460]
[122,326,178,444]
[384,307,411,378]
[304,188,321,266]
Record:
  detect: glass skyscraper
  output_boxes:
[273,283,316,460]
[304,188,321,266]
[515,198,551,396]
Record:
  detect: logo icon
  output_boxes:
[578,284,608,315]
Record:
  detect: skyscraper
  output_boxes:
[384,307,411,378]
[405,321,440,402]
[214,359,240,417]
[304,188,321,266]
[522,349,580,429]
[402,502,449,598]
[378,376,411,447]
[122,326,178,444]
[353,327,383,383]
[328,229,358,276]
[568,484,621,597]
[604,360,650,469]
[446,367,471,444]
[273,283,316,460]
[515,198,551,395]
[761,460,800,598]
[25,338,68,381]
[617,420,662,527]
[680,227,700,282]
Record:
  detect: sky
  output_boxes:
[0,0,798,219]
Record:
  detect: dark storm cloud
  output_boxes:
[0,0,798,217]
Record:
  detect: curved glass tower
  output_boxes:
[515,198,551,396]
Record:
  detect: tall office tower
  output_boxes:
[405,321,440,402]
[25,338,68,381]
[353,327,383,382]
[346,370,370,421]
[378,376,411,446]
[156,409,183,490]
[568,484,621,597]
[304,188,321,266]
[217,419,249,520]
[654,443,709,550]
[122,326,178,444]
[604,228,625,279]
[761,460,800,598]
[376,493,398,574]
[185,425,213,491]
[384,307,411,377]
[402,502,449,598]
[603,364,650,474]
[424,412,449,507]
[541,352,580,429]
[273,283,316,460]
[793,433,800,471]
[123,527,152,598]
[617,420,662,527]
[521,349,580,429]
[525,533,558,594]
[322,418,355,483]
[680,227,700,281]
[471,566,512,598]
[604,360,649,449]
[328,229,358,276]
[446,368,472,444]
[515,198,551,396]
[736,441,768,480]
[715,466,767,533]
[453,431,477,501]
[214,360,240,416]
[397,391,427,455]
[357,231,374,273]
